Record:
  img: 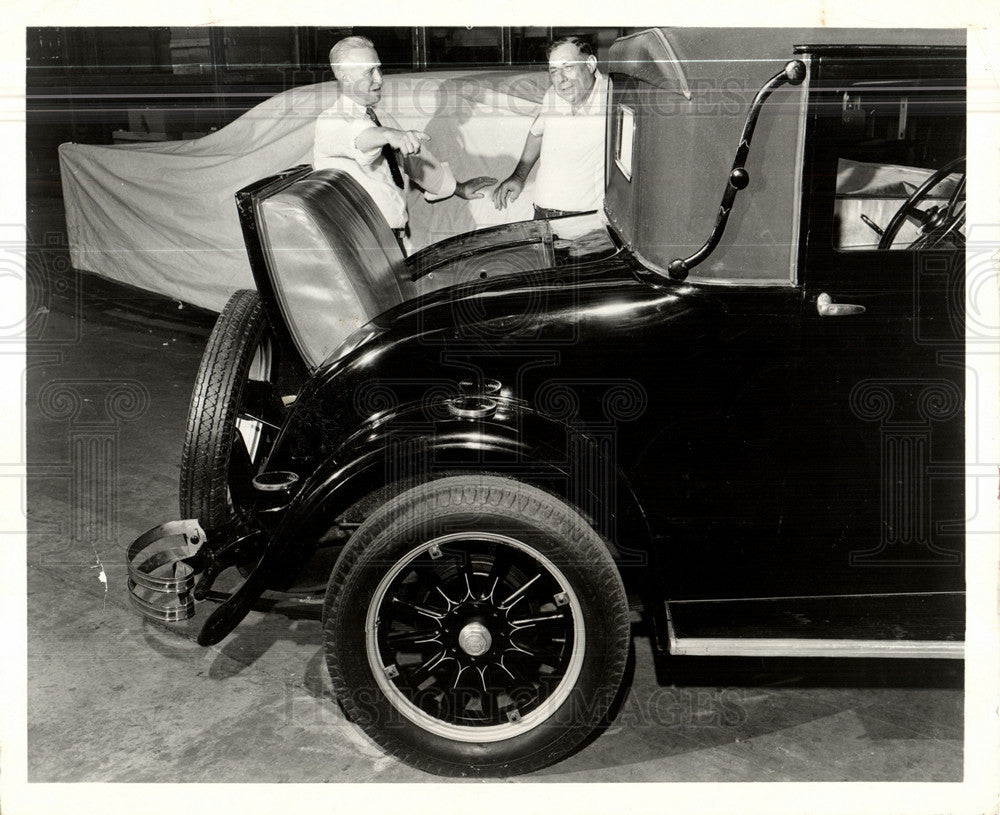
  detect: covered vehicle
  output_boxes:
[59,70,547,310]
[127,27,967,776]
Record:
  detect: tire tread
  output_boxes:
[322,475,630,777]
[179,289,267,531]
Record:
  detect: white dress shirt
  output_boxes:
[313,94,457,230]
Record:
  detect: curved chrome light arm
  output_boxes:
[667,60,807,281]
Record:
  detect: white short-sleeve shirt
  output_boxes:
[529,71,608,213]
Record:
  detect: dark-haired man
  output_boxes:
[492,37,608,219]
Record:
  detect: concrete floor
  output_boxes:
[23,196,964,784]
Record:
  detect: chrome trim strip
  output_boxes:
[788,52,811,285]
[669,637,964,659]
[668,589,964,604]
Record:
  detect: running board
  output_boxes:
[667,635,963,659]
[664,592,965,659]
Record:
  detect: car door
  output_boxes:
[662,47,966,655]
[783,48,966,599]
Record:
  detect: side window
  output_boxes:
[614,103,635,180]
[830,81,965,252]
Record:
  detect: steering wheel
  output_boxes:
[877,156,965,250]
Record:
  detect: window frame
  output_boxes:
[797,47,966,290]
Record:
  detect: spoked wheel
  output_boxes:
[369,531,586,740]
[180,289,285,535]
[323,475,630,777]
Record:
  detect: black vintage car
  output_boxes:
[127,27,966,776]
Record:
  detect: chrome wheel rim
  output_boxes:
[365,532,585,742]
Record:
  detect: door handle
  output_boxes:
[817,293,865,317]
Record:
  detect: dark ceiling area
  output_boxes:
[26,26,625,195]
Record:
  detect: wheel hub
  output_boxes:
[442,602,513,662]
[457,621,492,656]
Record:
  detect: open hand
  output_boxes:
[456,176,498,200]
[492,175,524,210]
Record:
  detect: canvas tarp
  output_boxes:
[59,71,546,312]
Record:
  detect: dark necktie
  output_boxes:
[365,106,405,190]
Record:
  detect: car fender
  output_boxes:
[274,396,653,574]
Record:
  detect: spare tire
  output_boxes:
[179,289,283,533]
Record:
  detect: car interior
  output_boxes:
[831,78,966,251]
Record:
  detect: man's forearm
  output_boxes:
[511,133,543,181]
[354,126,390,152]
